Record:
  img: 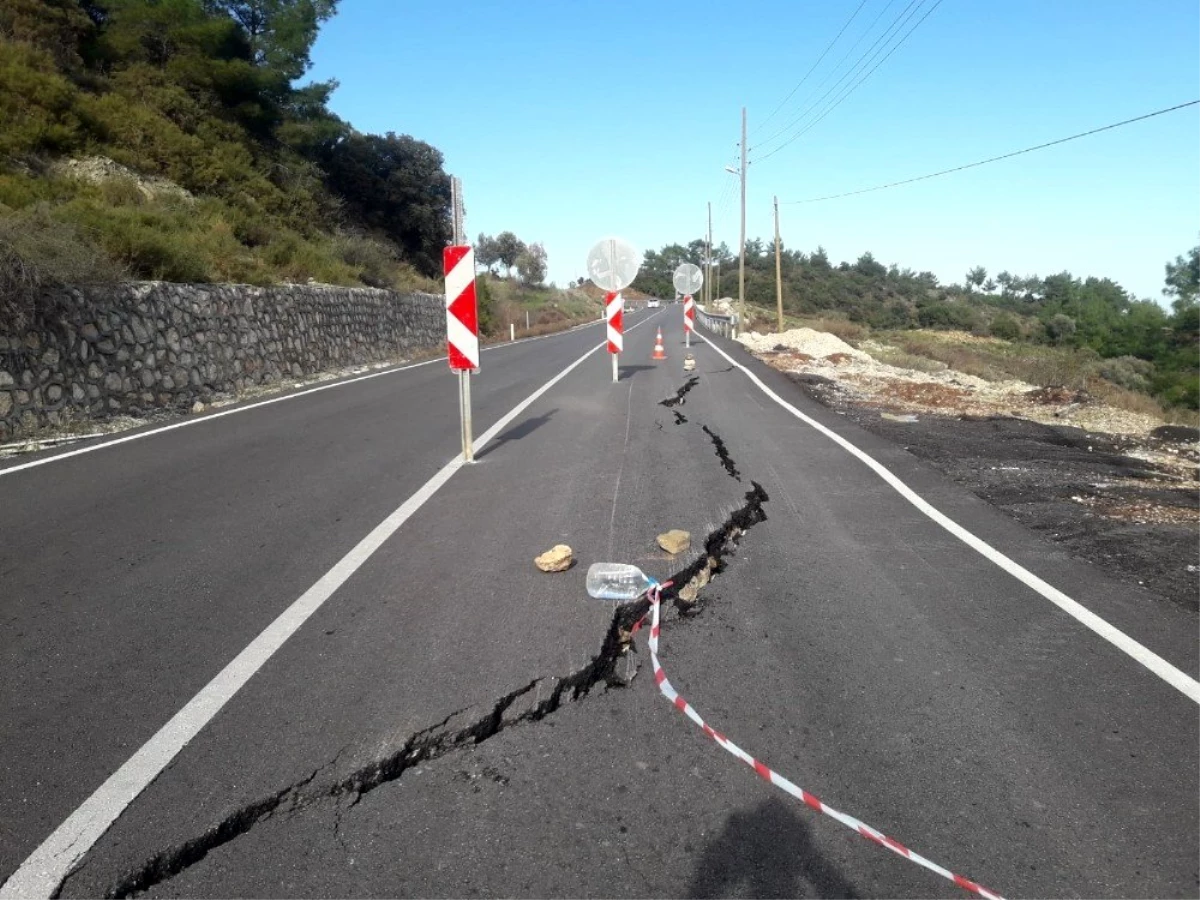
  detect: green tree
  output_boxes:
[1163,245,1199,308]
[205,0,337,83]
[0,0,96,71]
[474,233,500,275]
[516,241,547,286]
[319,131,452,276]
[493,231,525,278]
[854,251,886,278]
[965,265,987,292]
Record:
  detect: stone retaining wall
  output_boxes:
[0,282,444,441]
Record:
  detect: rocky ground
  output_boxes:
[738,328,1199,611]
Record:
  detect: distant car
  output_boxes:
[647,299,660,308]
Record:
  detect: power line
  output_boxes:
[756,0,944,162]
[781,100,1200,203]
[752,0,870,137]
[754,0,916,151]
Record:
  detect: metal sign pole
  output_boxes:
[461,370,473,461]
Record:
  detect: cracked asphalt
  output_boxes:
[2,310,1197,898]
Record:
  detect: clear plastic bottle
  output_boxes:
[586,562,656,601]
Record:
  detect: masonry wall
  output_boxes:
[0,282,444,441]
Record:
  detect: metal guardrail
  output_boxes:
[695,305,738,338]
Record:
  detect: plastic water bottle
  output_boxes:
[586,562,656,602]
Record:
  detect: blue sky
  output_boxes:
[309,1,1199,303]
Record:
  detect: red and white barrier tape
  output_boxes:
[638,582,1003,900]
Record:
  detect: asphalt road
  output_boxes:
[2,308,1196,898]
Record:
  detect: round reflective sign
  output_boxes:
[672,263,703,295]
[586,237,641,292]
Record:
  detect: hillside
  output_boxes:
[0,0,453,324]
[634,240,1199,414]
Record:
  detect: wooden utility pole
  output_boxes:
[738,107,747,335]
[773,195,783,333]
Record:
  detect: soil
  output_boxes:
[740,330,1199,612]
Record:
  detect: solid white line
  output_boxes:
[697,331,1200,705]
[0,334,621,899]
[0,315,615,478]
[3,312,665,898]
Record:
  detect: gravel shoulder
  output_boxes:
[737,328,1200,611]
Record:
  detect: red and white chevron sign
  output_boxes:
[443,245,479,371]
[683,294,695,333]
[606,291,623,353]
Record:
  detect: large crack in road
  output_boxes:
[89,376,769,899]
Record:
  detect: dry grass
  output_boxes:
[798,316,870,345]
[1087,378,1166,419]
[866,346,947,374]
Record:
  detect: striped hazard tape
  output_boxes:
[637,581,1004,900]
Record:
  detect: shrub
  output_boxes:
[336,234,396,289]
[0,204,123,331]
[1096,356,1155,393]
[1045,313,1077,344]
[989,313,1021,341]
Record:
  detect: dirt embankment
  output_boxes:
[738,328,1200,610]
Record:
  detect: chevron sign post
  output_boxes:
[443,244,478,462]
[606,291,623,383]
[672,263,703,349]
[586,237,640,386]
[444,246,479,371]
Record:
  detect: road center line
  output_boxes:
[698,331,1200,705]
[1,317,673,898]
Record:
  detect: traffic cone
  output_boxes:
[652,328,667,361]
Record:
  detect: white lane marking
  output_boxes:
[0,313,620,478]
[3,312,662,899]
[698,332,1200,705]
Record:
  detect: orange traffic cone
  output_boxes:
[652,328,667,361]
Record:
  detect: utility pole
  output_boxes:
[773,195,783,333]
[706,201,713,309]
[738,106,747,335]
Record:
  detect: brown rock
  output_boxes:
[656,529,691,555]
[534,544,573,572]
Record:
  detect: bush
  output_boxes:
[916,300,981,331]
[0,41,83,158]
[0,203,123,330]
[55,196,211,281]
[336,234,397,289]
[1045,313,1077,344]
[989,313,1021,341]
[1096,356,1155,393]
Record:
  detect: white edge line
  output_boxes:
[0,312,629,478]
[1,329,630,899]
[697,330,1200,705]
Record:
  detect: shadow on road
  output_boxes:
[477,408,558,459]
[687,796,860,899]
[618,365,657,381]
